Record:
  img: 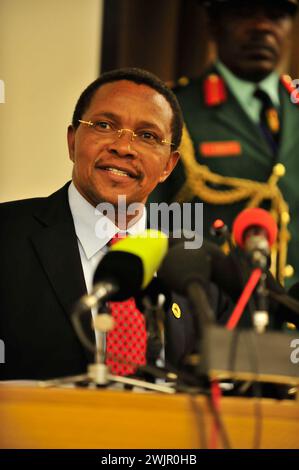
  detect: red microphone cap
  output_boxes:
[232,208,278,248]
[213,219,225,230]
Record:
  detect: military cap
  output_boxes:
[198,0,298,15]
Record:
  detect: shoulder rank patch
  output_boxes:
[171,303,181,319]
[204,74,227,106]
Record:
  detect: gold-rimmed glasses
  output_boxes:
[78,119,174,150]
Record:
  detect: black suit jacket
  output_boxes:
[0,183,199,380]
[0,183,91,379]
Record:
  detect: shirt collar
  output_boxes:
[68,182,147,260]
[215,60,280,108]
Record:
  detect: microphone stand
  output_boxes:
[249,242,270,334]
[185,282,214,382]
[253,270,269,334]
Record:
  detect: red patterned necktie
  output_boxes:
[105,234,147,376]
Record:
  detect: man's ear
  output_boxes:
[159,150,180,183]
[67,125,75,162]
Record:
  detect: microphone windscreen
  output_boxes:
[93,230,168,300]
[93,251,143,300]
[158,243,211,295]
[162,236,241,299]
[233,208,277,248]
[109,229,168,289]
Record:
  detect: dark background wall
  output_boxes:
[101,0,299,82]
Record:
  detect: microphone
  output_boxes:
[158,242,210,297]
[233,208,279,332]
[232,208,278,270]
[166,236,242,301]
[158,240,219,379]
[158,242,214,328]
[166,238,285,301]
[77,230,168,311]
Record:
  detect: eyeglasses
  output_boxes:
[78,119,174,149]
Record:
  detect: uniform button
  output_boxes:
[285,322,296,331]
[273,163,285,178]
[178,76,189,87]
[284,264,294,278]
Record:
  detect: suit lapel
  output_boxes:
[30,183,95,362]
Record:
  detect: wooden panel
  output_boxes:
[0,386,299,449]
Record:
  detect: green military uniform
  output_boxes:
[148,64,299,286]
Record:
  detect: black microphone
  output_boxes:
[158,241,219,379]
[166,236,242,301]
[76,230,168,311]
[71,231,168,355]
[165,235,286,306]
[158,243,214,322]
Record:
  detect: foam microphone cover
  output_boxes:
[93,229,168,301]
[167,236,241,300]
[167,236,284,301]
[109,229,168,289]
[233,207,278,248]
[157,243,211,296]
[93,251,143,301]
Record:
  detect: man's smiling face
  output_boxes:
[67,80,179,207]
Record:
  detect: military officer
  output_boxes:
[148,0,299,287]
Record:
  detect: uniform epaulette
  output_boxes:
[203,73,227,106]
[281,74,299,106]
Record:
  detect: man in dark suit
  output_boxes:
[0,67,186,380]
[148,0,299,288]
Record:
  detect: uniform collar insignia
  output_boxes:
[204,73,227,107]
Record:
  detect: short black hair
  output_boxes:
[72,67,183,150]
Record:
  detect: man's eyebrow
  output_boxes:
[90,112,121,122]
[89,112,165,133]
[135,120,163,131]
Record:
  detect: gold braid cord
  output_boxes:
[175,125,291,285]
